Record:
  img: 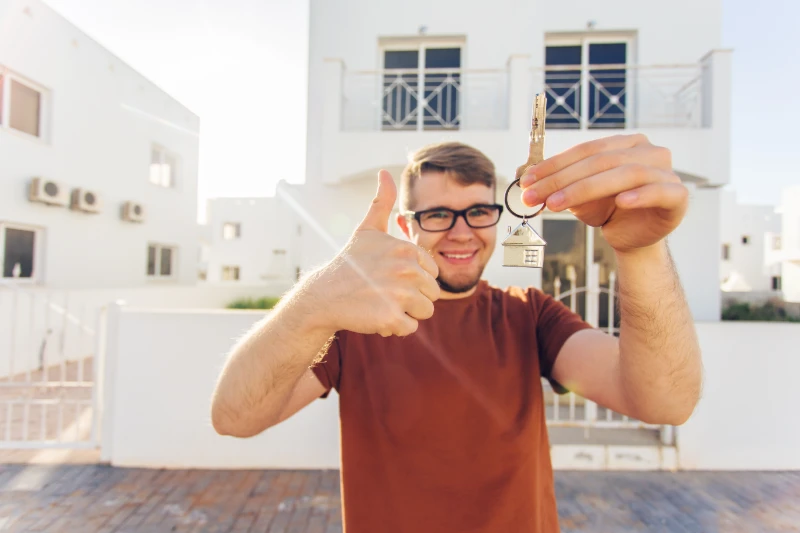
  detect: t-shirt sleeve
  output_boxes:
[530,289,594,394]
[310,332,343,399]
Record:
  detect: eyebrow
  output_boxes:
[414,203,495,212]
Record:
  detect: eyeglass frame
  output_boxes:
[401,203,505,232]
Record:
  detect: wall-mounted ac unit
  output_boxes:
[121,201,145,223]
[70,188,102,214]
[29,177,69,207]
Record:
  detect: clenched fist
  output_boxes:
[308,170,441,337]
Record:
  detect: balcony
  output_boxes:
[319,50,731,185]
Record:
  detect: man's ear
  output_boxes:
[396,213,412,239]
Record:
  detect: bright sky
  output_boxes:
[41,0,798,220]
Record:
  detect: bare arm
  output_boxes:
[210,170,439,438]
[210,278,336,438]
[521,134,703,425]
[552,242,702,425]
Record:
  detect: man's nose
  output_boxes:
[447,214,474,239]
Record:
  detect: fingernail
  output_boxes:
[618,191,638,204]
[522,189,538,206]
[548,191,565,207]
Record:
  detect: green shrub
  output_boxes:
[227,296,281,310]
[722,300,799,322]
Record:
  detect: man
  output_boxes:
[210,135,703,533]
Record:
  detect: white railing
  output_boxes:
[533,63,703,129]
[543,266,662,431]
[0,283,101,449]
[342,67,509,132]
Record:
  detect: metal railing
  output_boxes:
[342,67,509,131]
[0,282,102,449]
[533,63,703,130]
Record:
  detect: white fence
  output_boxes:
[100,299,800,471]
[0,281,292,449]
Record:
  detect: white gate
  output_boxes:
[543,263,663,433]
[0,283,103,449]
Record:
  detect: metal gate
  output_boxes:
[543,264,664,433]
[0,283,103,450]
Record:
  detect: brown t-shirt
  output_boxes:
[311,279,592,533]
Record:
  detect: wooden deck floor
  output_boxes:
[0,465,798,532]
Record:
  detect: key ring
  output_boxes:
[504,177,546,220]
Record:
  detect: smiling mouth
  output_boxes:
[440,251,478,261]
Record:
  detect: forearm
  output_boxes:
[615,241,702,425]
[210,272,336,437]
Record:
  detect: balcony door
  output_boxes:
[381,43,461,131]
[541,216,620,332]
[545,36,631,129]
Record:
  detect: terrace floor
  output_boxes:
[0,465,798,532]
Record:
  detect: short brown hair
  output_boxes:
[400,142,496,210]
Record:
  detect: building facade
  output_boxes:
[204,0,732,322]
[0,0,200,290]
[719,189,782,294]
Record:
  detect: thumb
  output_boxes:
[357,169,397,233]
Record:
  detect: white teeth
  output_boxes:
[444,253,473,259]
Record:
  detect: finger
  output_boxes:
[405,292,435,321]
[615,182,689,211]
[519,133,652,188]
[542,165,677,212]
[521,145,672,207]
[356,169,397,233]
[417,267,441,302]
[417,246,439,279]
[390,314,419,337]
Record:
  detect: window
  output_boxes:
[381,41,462,131]
[222,222,241,240]
[0,67,45,138]
[222,266,240,281]
[721,243,730,260]
[545,35,630,129]
[149,145,176,187]
[741,235,750,245]
[772,276,782,291]
[147,244,176,278]
[1,224,39,280]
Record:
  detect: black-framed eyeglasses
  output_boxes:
[403,204,504,232]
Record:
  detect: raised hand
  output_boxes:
[310,170,440,337]
[518,134,688,254]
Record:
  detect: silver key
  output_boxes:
[502,93,547,268]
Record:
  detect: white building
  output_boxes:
[719,189,782,294]
[0,0,200,290]
[774,185,800,303]
[209,0,731,323]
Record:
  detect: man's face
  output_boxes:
[397,171,497,298]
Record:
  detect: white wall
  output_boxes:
[0,281,291,378]
[103,307,341,469]
[719,189,781,292]
[0,0,200,289]
[103,308,800,471]
[679,321,800,470]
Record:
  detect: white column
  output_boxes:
[507,54,532,134]
[321,58,344,184]
[701,49,733,186]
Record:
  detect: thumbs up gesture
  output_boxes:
[309,170,441,337]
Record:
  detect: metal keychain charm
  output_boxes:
[502,93,547,268]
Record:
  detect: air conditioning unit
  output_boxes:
[29,177,69,207]
[121,201,145,223]
[70,188,102,214]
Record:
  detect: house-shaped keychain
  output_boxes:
[502,220,546,268]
